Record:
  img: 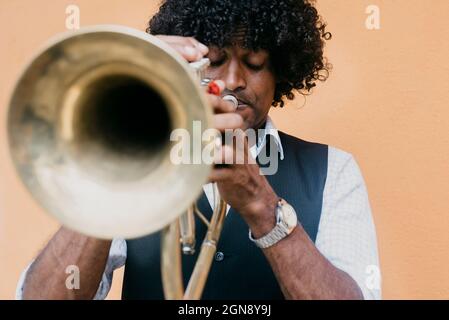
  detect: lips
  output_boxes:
[236,98,251,108]
[221,92,251,108]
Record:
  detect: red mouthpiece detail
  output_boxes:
[207,81,221,96]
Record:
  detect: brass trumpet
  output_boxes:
[7,25,233,299]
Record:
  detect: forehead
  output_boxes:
[209,25,269,57]
[227,24,248,45]
[209,44,269,57]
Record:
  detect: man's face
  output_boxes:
[205,45,276,130]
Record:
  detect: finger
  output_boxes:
[208,167,234,183]
[171,43,204,62]
[154,36,203,62]
[179,37,209,55]
[214,144,235,165]
[215,135,251,165]
[213,113,244,132]
[156,35,208,56]
[232,129,248,151]
[155,35,200,47]
[188,38,209,55]
[207,94,236,113]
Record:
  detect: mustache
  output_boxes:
[221,90,252,106]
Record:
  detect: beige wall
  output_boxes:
[1,0,448,299]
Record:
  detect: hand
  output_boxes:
[206,86,279,236]
[209,130,278,236]
[154,35,209,62]
[155,35,277,234]
[154,36,243,144]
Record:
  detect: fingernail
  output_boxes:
[185,46,197,57]
[198,43,209,53]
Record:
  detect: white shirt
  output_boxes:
[16,117,382,300]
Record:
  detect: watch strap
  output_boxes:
[248,199,295,249]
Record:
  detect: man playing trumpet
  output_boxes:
[18,0,381,300]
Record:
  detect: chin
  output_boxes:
[240,116,255,131]
[236,107,257,130]
[242,121,253,131]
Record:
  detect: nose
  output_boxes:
[223,59,246,92]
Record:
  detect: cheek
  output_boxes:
[204,67,223,82]
[253,75,276,107]
[266,75,277,100]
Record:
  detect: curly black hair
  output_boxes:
[147,0,332,107]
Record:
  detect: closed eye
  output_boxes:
[210,58,226,67]
[246,62,264,71]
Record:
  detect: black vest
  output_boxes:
[122,131,328,299]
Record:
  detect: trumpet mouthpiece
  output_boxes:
[222,94,238,110]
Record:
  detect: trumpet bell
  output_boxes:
[7,25,213,239]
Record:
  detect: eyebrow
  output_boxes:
[211,47,267,57]
[207,46,270,66]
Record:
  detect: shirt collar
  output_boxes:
[249,116,285,160]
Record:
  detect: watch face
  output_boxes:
[281,204,297,229]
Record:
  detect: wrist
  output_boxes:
[243,192,279,239]
[248,198,299,249]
